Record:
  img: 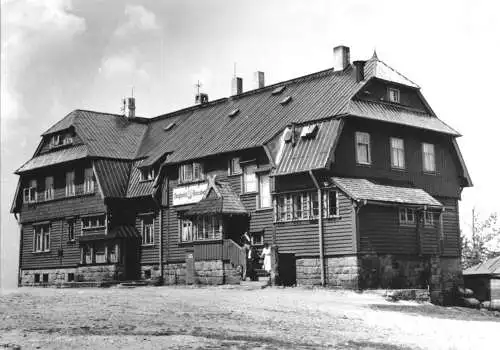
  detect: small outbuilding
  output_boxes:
[463,256,500,302]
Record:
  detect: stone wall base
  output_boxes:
[20,265,125,286]
[430,256,463,305]
[296,256,360,288]
[163,261,241,285]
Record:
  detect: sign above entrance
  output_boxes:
[173,182,208,206]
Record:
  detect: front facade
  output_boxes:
[12,46,471,296]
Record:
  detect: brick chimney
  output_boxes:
[333,45,350,71]
[253,71,265,89]
[127,97,136,118]
[231,76,243,95]
[195,93,209,105]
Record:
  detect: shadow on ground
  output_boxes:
[369,304,500,322]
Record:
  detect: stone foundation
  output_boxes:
[163,263,186,285]
[140,265,162,281]
[296,256,360,288]
[20,268,78,286]
[77,264,124,282]
[430,256,463,305]
[359,254,430,289]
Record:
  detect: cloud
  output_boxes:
[114,4,159,36]
[100,51,150,82]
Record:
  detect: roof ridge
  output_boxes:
[151,66,343,122]
[374,58,420,88]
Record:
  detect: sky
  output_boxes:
[1,0,499,289]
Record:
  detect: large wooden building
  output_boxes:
[11,46,471,293]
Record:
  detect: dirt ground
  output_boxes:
[0,286,499,349]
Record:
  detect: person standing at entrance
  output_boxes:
[261,243,272,275]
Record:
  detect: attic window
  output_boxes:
[300,124,318,139]
[50,132,73,148]
[140,167,155,181]
[388,88,400,103]
[272,86,286,95]
[228,108,240,118]
[163,123,176,131]
[280,96,292,105]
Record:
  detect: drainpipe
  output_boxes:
[15,213,22,287]
[151,167,166,283]
[309,170,325,286]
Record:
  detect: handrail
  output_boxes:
[223,239,246,268]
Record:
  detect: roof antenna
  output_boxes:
[120,97,126,115]
[372,47,378,60]
[195,80,202,96]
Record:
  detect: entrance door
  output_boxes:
[124,239,141,280]
[278,253,296,286]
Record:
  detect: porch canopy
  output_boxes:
[332,177,443,208]
[79,225,140,242]
[183,178,248,217]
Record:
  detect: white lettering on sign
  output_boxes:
[172,182,208,206]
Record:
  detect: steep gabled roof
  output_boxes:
[94,159,132,198]
[332,177,443,207]
[363,53,420,88]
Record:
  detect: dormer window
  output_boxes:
[51,135,61,147]
[179,162,204,183]
[140,167,155,181]
[50,132,73,148]
[388,88,400,103]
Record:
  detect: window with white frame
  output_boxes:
[95,247,107,263]
[390,137,405,169]
[82,215,106,230]
[65,171,75,197]
[243,164,257,193]
[180,216,222,242]
[23,179,37,203]
[109,244,119,263]
[275,189,338,222]
[355,132,371,165]
[388,88,400,103]
[44,176,54,200]
[399,208,415,225]
[67,219,75,241]
[179,162,204,183]
[50,134,61,147]
[33,224,50,252]
[258,173,271,208]
[141,215,154,245]
[228,157,242,175]
[424,211,434,226]
[422,143,435,172]
[62,133,73,145]
[84,168,95,193]
[140,167,155,181]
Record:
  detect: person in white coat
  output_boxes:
[261,243,272,274]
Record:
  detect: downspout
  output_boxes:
[15,213,23,287]
[309,170,325,286]
[151,163,167,282]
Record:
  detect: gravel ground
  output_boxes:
[0,286,499,349]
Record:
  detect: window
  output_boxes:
[62,133,73,145]
[180,216,222,242]
[44,176,54,200]
[275,190,339,222]
[23,179,37,203]
[65,171,75,197]
[390,137,405,169]
[355,132,371,165]
[67,219,75,241]
[51,133,72,147]
[141,215,154,245]
[258,173,271,208]
[388,88,400,103]
[82,215,106,230]
[399,208,415,225]
[34,273,40,283]
[67,273,75,282]
[33,224,50,252]
[179,162,204,183]
[50,134,61,147]
[422,143,435,172]
[140,167,155,181]
[95,247,107,263]
[228,157,242,175]
[251,232,264,246]
[84,168,95,193]
[424,211,434,226]
[42,274,49,283]
[109,244,119,263]
[243,164,257,193]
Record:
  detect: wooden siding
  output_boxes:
[331,119,462,198]
[440,197,460,257]
[21,217,88,269]
[275,191,354,257]
[134,210,160,264]
[491,279,500,301]
[194,241,223,261]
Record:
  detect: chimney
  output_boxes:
[333,45,350,71]
[253,71,265,89]
[353,61,365,82]
[231,76,243,95]
[127,97,136,118]
[195,93,209,105]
